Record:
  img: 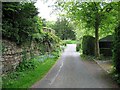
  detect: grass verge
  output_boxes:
[80,54,95,61]
[2,56,58,88]
[109,69,120,85]
[63,40,77,44]
[81,54,112,61]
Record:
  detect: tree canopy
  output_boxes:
[55,1,119,57]
[52,18,76,40]
[2,2,39,44]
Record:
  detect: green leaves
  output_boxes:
[55,1,119,57]
[2,2,40,45]
[53,18,76,40]
[56,1,118,37]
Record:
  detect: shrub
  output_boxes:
[31,30,61,54]
[82,35,95,55]
[16,59,38,72]
[76,42,81,51]
[113,23,120,74]
[2,2,39,45]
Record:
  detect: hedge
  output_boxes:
[113,23,120,74]
[82,35,95,55]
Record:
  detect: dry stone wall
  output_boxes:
[1,39,40,74]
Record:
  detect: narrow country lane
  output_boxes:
[31,44,119,88]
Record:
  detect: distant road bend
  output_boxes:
[32,44,119,88]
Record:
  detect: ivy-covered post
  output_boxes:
[22,47,27,61]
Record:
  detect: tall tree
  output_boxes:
[2,2,39,44]
[55,1,118,57]
[53,18,76,40]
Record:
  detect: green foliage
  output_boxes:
[2,2,62,88]
[33,31,61,54]
[22,49,27,61]
[76,42,81,52]
[110,70,120,85]
[81,54,112,61]
[111,8,120,83]
[2,46,61,88]
[2,55,58,88]
[82,35,95,55]
[1,43,5,52]
[56,1,119,57]
[53,18,76,40]
[63,40,77,44]
[96,54,112,60]
[80,54,95,61]
[2,2,39,45]
[42,18,47,27]
[113,23,120,74]
[57,1,118,35]
[16,48,39,72]
[46,21,55,28]
[16,59,37,72]
[2,2,61,56]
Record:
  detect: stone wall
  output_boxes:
[1,39,40,74]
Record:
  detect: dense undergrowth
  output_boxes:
[2,51,61,88]
[2,1,63,88]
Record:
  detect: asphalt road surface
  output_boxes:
[31,44,119,88]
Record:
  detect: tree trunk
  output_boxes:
[95,15,100,57]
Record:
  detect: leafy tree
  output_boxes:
[2,1,61,54]
[55,1,118,57]
[42,18,47,27]
[53,18,76,40]
[2,2,39,44]
[45,21,55,29]
[112,1,120,78]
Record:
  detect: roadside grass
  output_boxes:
[63,40,77,44]
[80,54,95,61]
[81,54,112,61]
[2,55,58,88]
[109,68,120,85]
